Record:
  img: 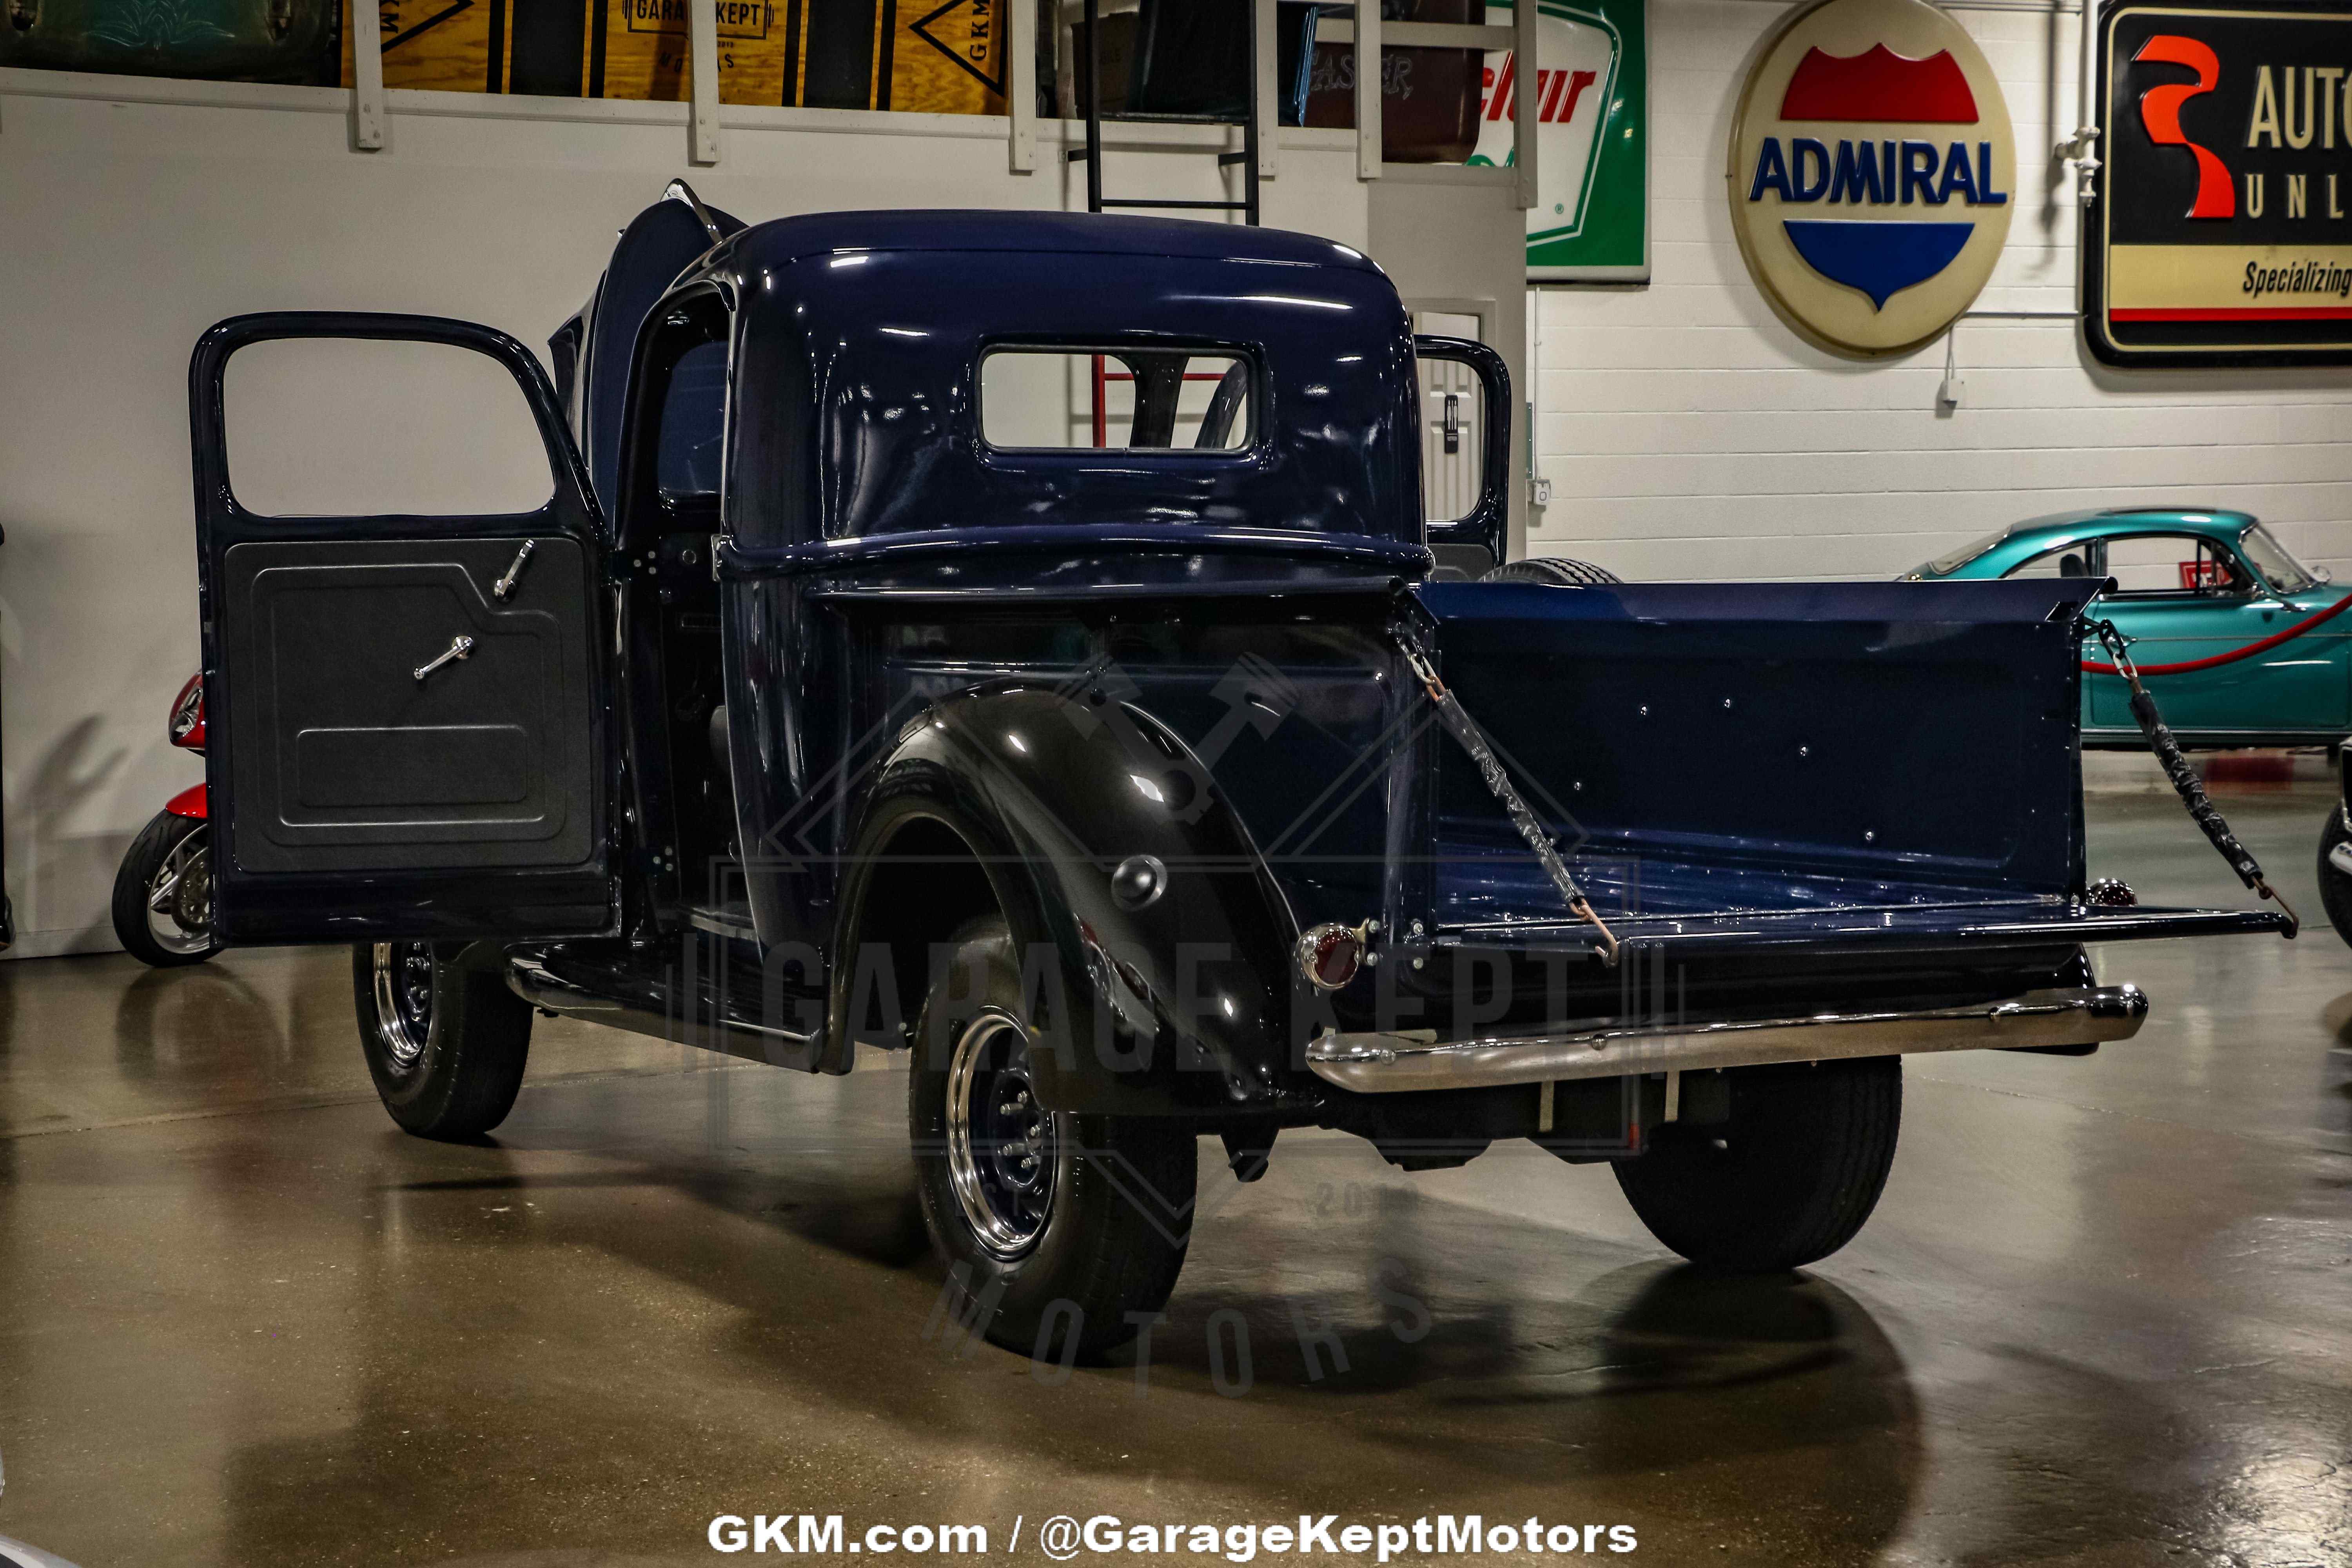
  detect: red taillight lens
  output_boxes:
[168,673,205,750]
[1297,923,1365,991]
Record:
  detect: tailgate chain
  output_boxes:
[2087,617,2298,938]
[1392,626,1621,965]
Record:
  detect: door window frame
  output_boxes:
[613,285,738,556]
[2005,534,2263,601]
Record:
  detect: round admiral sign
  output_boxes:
[1729,0,2016,356]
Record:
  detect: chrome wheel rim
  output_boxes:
[143,825,214,956]
[944,1010,1057,1261]
[371,941,437,1072]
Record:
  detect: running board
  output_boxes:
[1304,985,2147,1094]
[505,953,822,1071]
[689,900,756,939]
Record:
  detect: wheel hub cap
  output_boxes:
[143,826,215,955]
[944,1011,1056,1260]
[372,941,436,1071]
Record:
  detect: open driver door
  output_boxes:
[190,313,616,946]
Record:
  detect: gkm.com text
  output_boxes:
[709,1513,1639,1559]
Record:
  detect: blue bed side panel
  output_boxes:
[1415,579,2100,903]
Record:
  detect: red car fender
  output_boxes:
[164,783,207,821]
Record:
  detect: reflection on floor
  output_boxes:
[0,768,2346,1567]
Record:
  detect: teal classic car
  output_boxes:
[1906,509,2349,749]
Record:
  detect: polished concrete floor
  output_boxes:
[1,768,2347,1566]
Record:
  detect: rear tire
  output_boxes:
[1613,1056,1901,1272]
[1481,556,1622,587]
[111,811,218,967]
[909,915,1196,1361]
[2318,807,2352,947]
[351,940,533,1139]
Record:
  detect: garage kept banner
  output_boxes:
[2091,1,2352,364]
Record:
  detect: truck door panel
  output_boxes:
[219,537,597,872]
[190,312,615,946]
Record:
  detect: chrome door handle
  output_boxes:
[492,539,536,601]
[413,635,475,682]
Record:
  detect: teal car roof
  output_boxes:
[2005,507,2256,545]
[1926,507,2259,577]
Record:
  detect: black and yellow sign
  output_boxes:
[2091,2,2352,365]
[338,0,1005,111]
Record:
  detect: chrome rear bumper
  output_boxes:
[1303,985,2147,1094]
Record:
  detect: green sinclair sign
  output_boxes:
[1470,0,1650,281]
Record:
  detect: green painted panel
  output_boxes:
[1469,0,1648,281]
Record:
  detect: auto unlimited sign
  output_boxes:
[2090,2,2352,363]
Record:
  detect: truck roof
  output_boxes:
[662,209,1425,552]
[720,208,1385,271]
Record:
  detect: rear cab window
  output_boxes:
[978,347,1253,452]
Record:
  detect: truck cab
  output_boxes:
[186,194,2285,1361]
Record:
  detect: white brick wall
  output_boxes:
[1528,0,2352,583]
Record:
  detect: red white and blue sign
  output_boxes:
[1730,0,2017,356]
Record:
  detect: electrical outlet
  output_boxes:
[1937,372,1966,409]
[1530,477,1554,508]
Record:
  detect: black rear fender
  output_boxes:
[831,683,1303,1116]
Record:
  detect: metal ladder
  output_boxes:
[1068,0,1262,225]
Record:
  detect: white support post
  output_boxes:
[688,0,722,166]
[1512,0,1537,209]
[1008,0,1037,172]
[1355,1,1381,180]
[2064,0,2100,206]
[1255,0,1279,179]
[352,0,387,151]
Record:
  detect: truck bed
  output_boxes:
[1413,577,2289,964]
[1434,834,2281,958]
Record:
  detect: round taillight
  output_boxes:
[2086,877,2137,908]
[1297,922,1365,991]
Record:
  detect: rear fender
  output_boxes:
[832,682,1303,1116]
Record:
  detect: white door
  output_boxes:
[1415,309,1486,529]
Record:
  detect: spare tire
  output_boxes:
[1481,557,1622,586]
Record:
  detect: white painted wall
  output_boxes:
[0,73,1430,957]
[1527,0,2352,584]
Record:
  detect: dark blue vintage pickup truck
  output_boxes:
[187,188,2285,1360]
